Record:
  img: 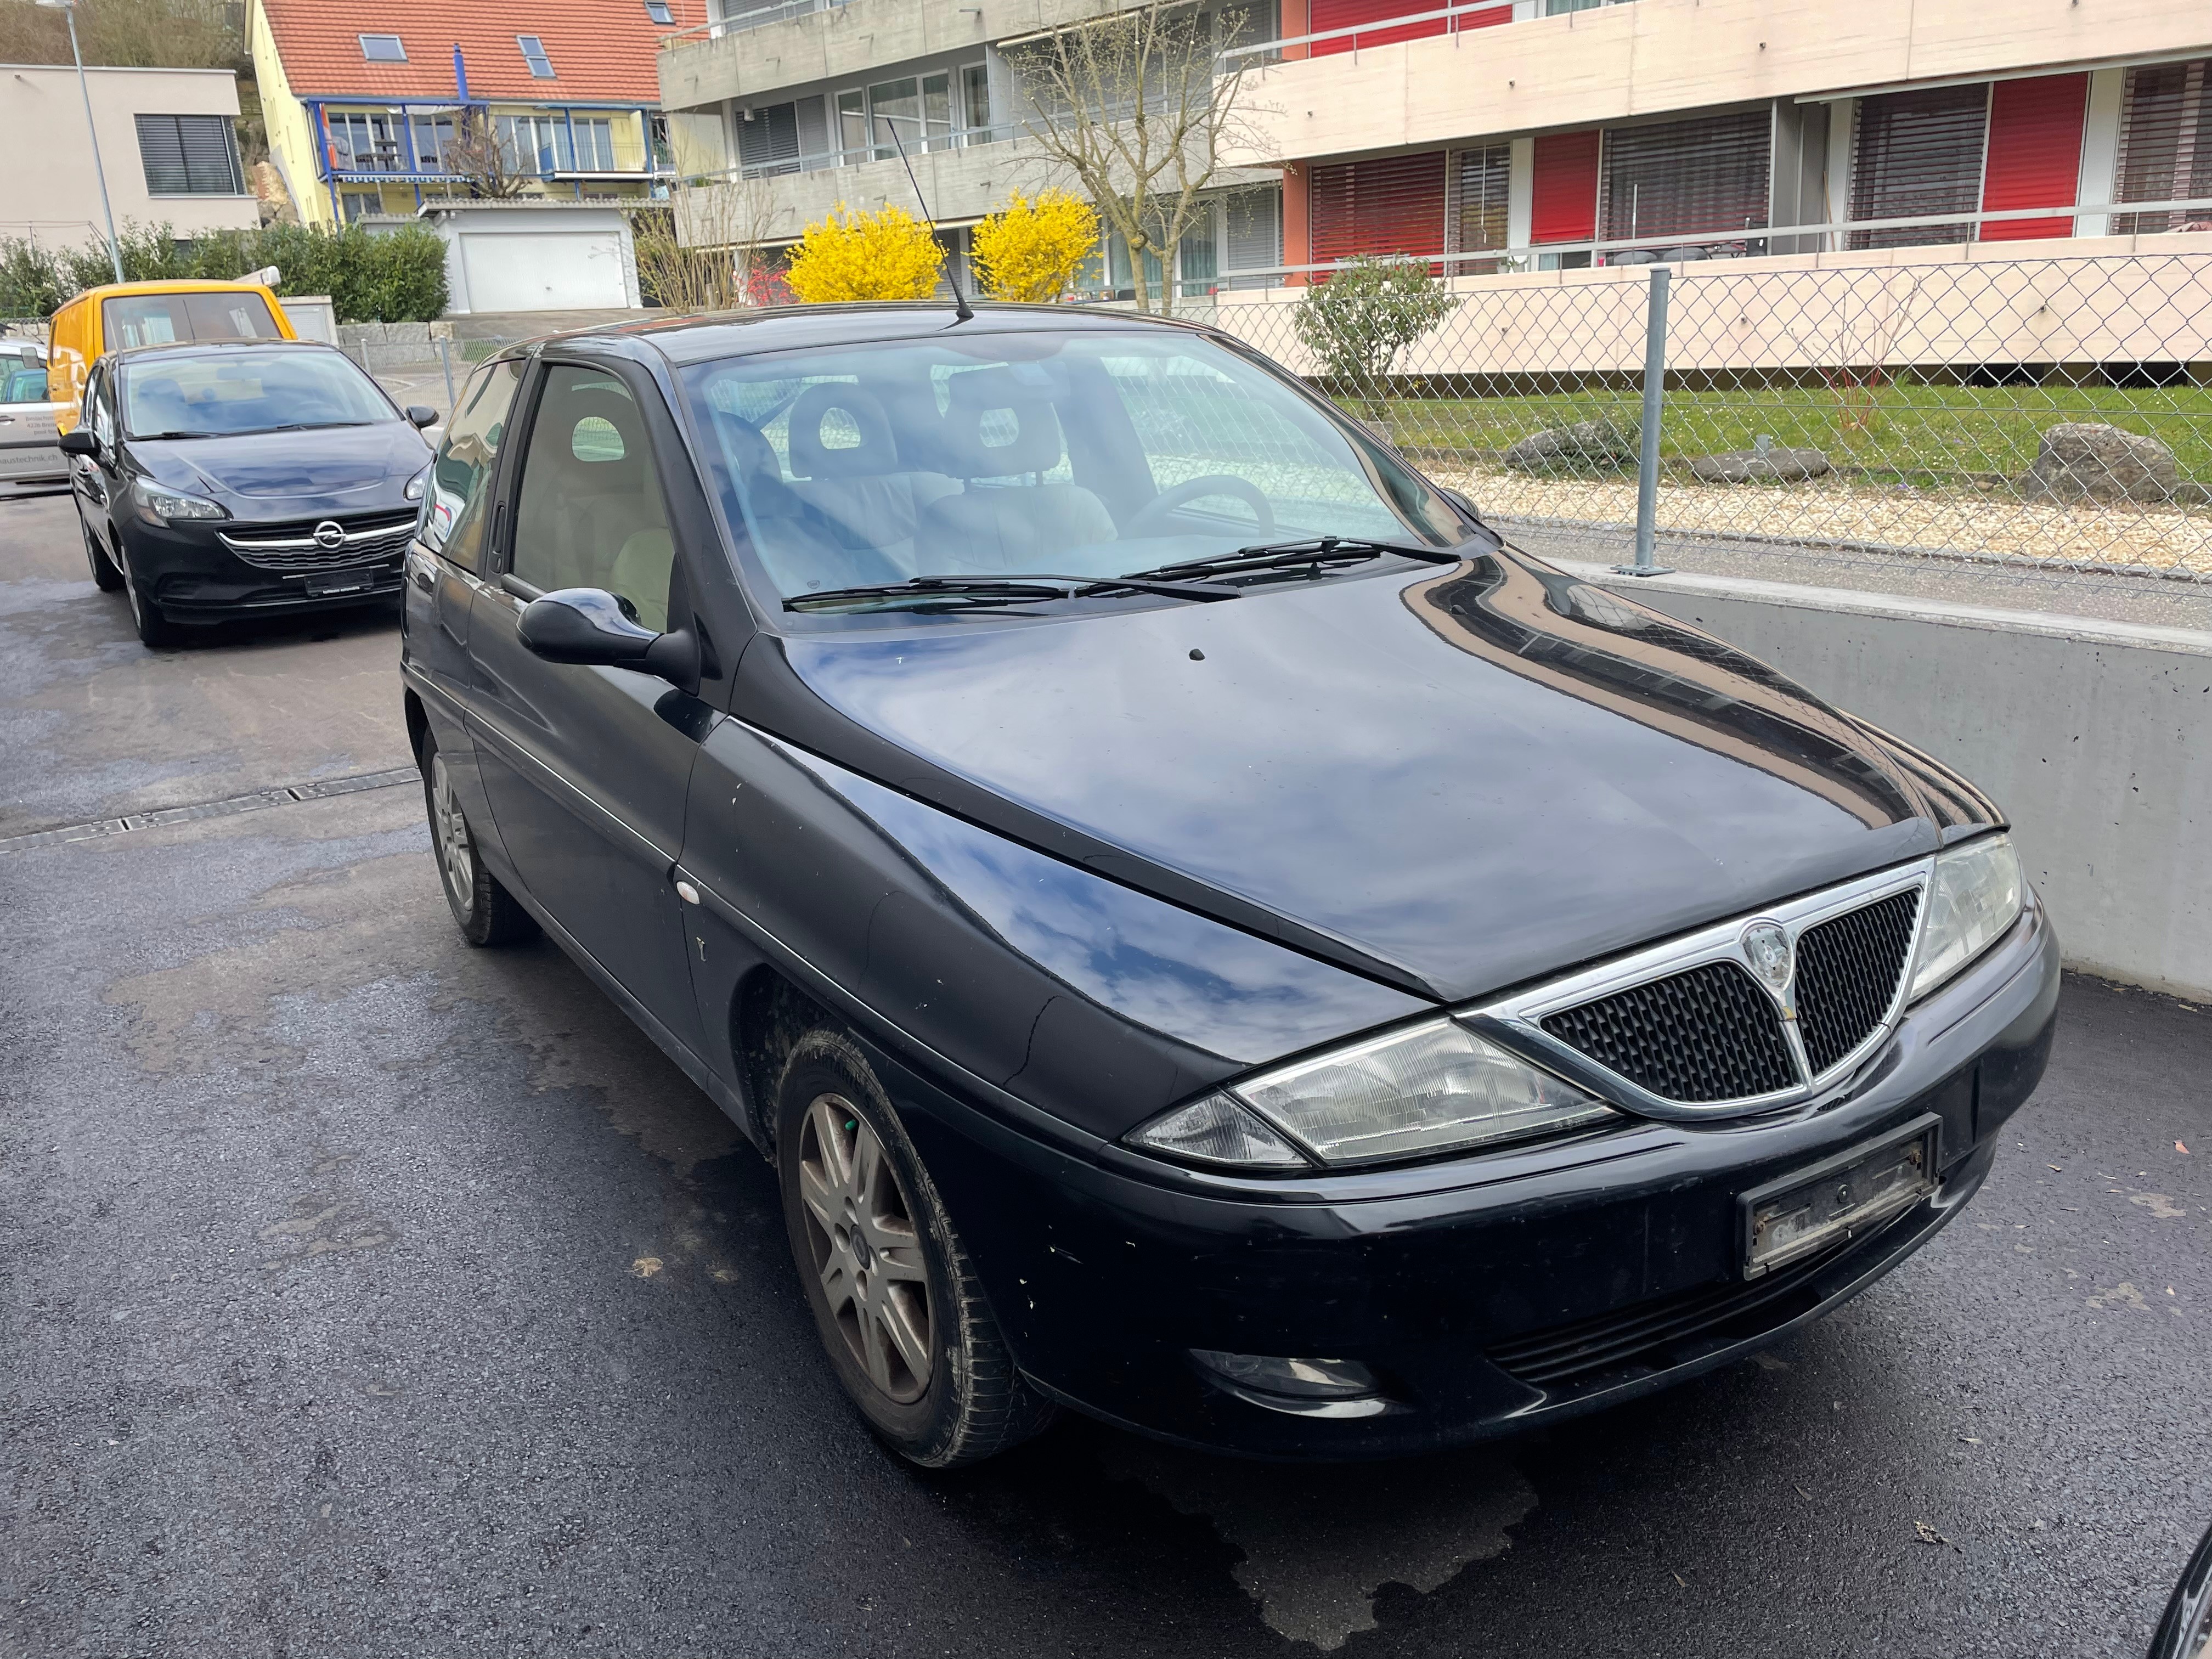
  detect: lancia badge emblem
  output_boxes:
[1741,921,1794,996]
[313,520,346,550]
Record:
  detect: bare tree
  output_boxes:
[1006,2,1253,315]
[636,171,792,312]
[437,110,529,201]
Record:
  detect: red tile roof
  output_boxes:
[259,0,706,105]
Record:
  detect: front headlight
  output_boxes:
[1910,833,2024,1000]
[1127,1018,1619,1171]
[404,465,429,502]
[135,479,226,523]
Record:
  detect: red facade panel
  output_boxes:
[1981,74,2088,240]
[1310,151,1449,266]
[1310,0,1509,57]
[1532,129,1601,244]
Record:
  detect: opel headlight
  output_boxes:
[1128,1019,1619,1171]
[1910,833,2024,1000]
[404,465,429,502]
[135,479,226,523]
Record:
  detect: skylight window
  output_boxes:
[644,0,674,21]
[358,33,407,62]
[517,35,556,78]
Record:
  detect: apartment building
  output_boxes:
[658,0,2211,304]
[0,64,256,246]
[654,0,1285,298]
[251,0,709,231]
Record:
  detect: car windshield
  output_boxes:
[677,328,1465,609]
[121,349,394,438]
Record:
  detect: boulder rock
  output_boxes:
[2022,422,2179,502]
[1687,447,1830,483]
[1502,419,1639,471]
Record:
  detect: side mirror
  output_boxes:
[516,587,700,691]
[404,405,438,428]
[58,428,99,458]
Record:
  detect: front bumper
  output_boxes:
[120,516,405,622]
[891,892,2061,1459]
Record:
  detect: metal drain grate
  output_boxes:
[0,766,421,851]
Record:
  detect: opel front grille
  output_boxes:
[1471,862,1931,1119]
[218,510,418,573]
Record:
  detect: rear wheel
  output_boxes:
[420,729,537,947]
[777,1031,1054,1468]
[81,518,123,592]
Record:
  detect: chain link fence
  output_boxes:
[1212,250,2212,587]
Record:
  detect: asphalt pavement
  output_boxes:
[2,492,2208,1658]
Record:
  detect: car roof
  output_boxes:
[68,279,281,304]
[504,301,1214,370]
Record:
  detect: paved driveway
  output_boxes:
[2,493,2207,1657]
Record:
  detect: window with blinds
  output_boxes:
[1311,151,1448,270]
[1848,84,1988,249]
[1599,110,1770,257]
[1309,0,1509,56]
[738,101,801,174]
[2114,59,2212,235]
[1223,187,1281,287]
[1449,144,1510,273]
[136,114,243,196]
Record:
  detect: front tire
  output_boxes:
[419,727,537,947]
[118,546,177,648]
[777,1031,1054,1468]
[82,518,123,591]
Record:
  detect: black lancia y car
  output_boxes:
[61,339,438,647]
[399,304,2057,1466]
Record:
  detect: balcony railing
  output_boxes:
[713,120,1020,181]
[1218,0,1636,65]
[659,0,846,48]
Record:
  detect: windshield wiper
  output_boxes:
[784,572,1243,613]
[133,430,217,442]
[1119,535,1468,584]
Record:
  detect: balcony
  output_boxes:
[1218,0,2212,166]
[673,127,1054,244]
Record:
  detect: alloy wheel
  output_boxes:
[797,1092,934,1403]
[429,753,477,916]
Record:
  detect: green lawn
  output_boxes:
[1378,382,2212,486]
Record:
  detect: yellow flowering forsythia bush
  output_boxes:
[971,190,1100,304]
[784,204,943,302]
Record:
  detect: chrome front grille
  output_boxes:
[1542,960,1798,1104]
[1477,863,1931,1118]
[218,510,417,573]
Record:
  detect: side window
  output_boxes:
[87,366,115,445]
[424,357,521,573]
[510,364,676,633]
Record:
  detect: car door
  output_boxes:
[71,364,122,552]
[0,352,64,494]
[403,356,523,836]
[464,355,708,1055]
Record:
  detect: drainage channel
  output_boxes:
[0,766,422,852]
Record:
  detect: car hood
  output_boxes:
[742,549,1999,1005]
[139,421,428,509]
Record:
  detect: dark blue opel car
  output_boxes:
[399,303,2057,1466]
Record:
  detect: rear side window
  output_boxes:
[103,291,282,349]
[424,358,522,573]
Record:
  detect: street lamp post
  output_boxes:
[37,0,126,285]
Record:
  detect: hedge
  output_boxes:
[0,221,448,323]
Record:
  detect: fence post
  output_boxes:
[437,336,456,413]
[1616,263,1673,577]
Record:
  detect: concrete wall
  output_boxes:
[0,63,258,245]
[1226,0,2212,165]
[1574,563,2212,1000]
[674,133,1065,242]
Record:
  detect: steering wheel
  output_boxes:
[1123,474,1276,539]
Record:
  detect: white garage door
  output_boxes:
[459,232,626,312]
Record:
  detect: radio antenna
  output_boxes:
[875,112,973,322]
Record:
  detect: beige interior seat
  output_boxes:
[917,368,1116,573]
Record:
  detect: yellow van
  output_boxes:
[49,279,296,433]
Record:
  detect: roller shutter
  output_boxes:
[1451,143,1511,272]
[1310,0,1509,55]
[2113,58,2212,235]
[1310,150,1447,268]
[1848,84,1988,249]
[135,114,243,196]
[1599,110,1771,256]
[1532,129,1600,245]
[1979,74,2087,240]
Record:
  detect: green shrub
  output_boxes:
[0,221,449,324]
[1293,255,1458,413]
